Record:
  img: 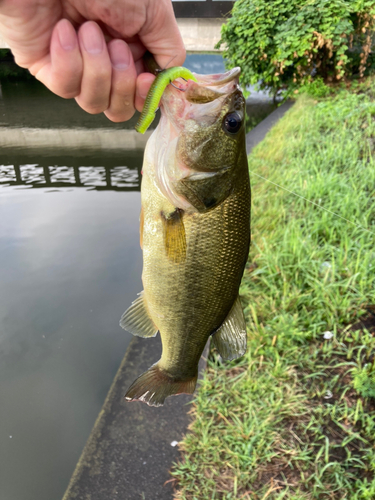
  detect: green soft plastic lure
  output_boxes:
[135,66,198,134]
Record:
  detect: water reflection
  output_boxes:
[1,163,140,191]
[0,79,140,130]
[0,157,143,500]
[0,150,141,191]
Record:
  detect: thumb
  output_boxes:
[139,0,185,70]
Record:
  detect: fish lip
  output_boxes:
[160,67,241,109]
[182,67,241,104]
[159,68,242,133]
[194,67,241,86]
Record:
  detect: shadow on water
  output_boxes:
[0,79,140,130]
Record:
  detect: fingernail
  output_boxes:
[81,22,103,54]
[57,20,76,51]
[108,41,130,70]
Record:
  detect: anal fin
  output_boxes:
[120,291,158,338]
[211,296,247,360]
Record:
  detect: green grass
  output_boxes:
[171,81,375,499]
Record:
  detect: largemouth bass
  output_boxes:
[121,67,251,406]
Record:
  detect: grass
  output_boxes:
[171,81,375,499]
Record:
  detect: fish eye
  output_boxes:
[223,112,242,135]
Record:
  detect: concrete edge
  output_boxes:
[62,336,210,500]
[0,127,152,151]
[246,101,295,155]
[1,18,225,52]
[0,101,293,152]
[61,336,139,500]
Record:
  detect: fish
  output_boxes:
[120,66,251,407]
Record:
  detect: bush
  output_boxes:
[217,0,375,97]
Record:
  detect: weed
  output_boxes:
[172,81,375,499]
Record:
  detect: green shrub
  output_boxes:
[299,77,336,97]
[217,0,375,97]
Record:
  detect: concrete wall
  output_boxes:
[0,18,223,53]
[0,127,151,150]
[177,18,223,52]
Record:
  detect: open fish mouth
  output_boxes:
[160,67,242,130]
[169,67,241,105]
[152,66,245,211]
[196,67,241,86]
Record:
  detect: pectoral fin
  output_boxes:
[211,296,247,360]
[161,208,186,264]
[120,291,158,338]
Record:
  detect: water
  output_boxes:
[0,149,143,500]
[0,52,277,500]
[0,79,139,130]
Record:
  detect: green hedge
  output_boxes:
[217,0,375,97]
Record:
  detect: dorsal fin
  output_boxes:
[120,291,158,338]
[211,296,247,360]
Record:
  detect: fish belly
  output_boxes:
[141,160,250,381]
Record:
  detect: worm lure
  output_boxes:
[135,67,198,134]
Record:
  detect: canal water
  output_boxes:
[0,151,143,500]
[0,54,277,500]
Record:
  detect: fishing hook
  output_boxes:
[170,81,186,92]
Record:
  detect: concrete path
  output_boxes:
[62,101,294,500]
[246,101,294,154]
[0,102,293,152]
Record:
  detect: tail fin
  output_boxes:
[125,363,197,407]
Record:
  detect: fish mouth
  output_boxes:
[160,67,240,107]
[160,67,241,129]
[153,67,244,211]
[193,67,241,87]
[183,67,241,104]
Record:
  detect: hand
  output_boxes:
[0,0,185,122]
